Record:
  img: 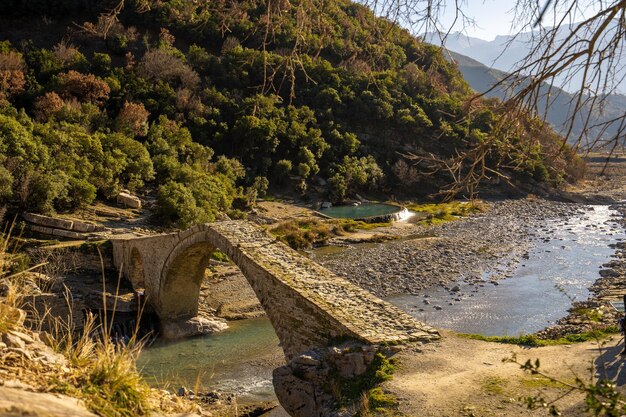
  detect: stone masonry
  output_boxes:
[111,220,439,359]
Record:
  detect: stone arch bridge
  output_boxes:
[111,220,438,359]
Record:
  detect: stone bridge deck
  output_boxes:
[112,220,439,358]
[210,222,437,345]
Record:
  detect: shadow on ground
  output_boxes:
[595,340,626,386]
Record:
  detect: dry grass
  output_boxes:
[406,200,488,226]
[268,218,392,250]
[41,281,153,416]
[0,222,29,332]
[52,322,152,417]
[0,222,177,417]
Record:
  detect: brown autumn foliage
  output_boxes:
[175,88,204,116]
[392,159,419,186]
[55,70,110,104]
[116,101,150,136]
[137,49,200,89]
[158,28,175,47]
[51,41,82,66]
[0,51,26,99]
[34,92,65,121]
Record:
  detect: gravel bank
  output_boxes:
[314,198,583,298]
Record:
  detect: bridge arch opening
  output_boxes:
[159,241,215,319]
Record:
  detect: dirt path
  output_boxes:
[388,331,626,417]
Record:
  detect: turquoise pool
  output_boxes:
[319,203,402,219]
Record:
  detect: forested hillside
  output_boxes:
[0,0,582,227]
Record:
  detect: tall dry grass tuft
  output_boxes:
[0,220,155,417]
[44,277,153,417]
[52,315,151,417]
[0,220,33,332]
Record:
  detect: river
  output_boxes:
[390,204,625,335]
[138,203,625,402]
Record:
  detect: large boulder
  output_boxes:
[116,192,142,209]
[22,213,104,237]
[22,213,73,230]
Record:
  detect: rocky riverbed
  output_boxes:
[217,195,626,340]
[315,197,586,298]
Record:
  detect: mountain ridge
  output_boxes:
[442,48,626,145]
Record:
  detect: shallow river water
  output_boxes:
[138,317,279,401]
[390,204,625,335]
[138,204,625,401]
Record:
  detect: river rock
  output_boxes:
[160,316,228,339]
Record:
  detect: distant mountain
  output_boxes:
[426,32,522,73]
[445,49,626,145]
[425,29,625,94]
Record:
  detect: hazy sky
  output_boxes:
[438,1,518,40]
[435,0,601,41]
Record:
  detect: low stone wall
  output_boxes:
[356,207,409,223]
[315,205,408,223]
[22,213,106,239]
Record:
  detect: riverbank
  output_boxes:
[535,202,626,339]
[387,329,625,417]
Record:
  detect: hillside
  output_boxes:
[450,50,626,145]
[0,0,581,227]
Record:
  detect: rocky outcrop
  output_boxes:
[273,343,387,417]
[22,213,106,239]
[0,387,98,417]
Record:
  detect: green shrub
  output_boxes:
[156,181,209,228]
[62,177,96,210]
